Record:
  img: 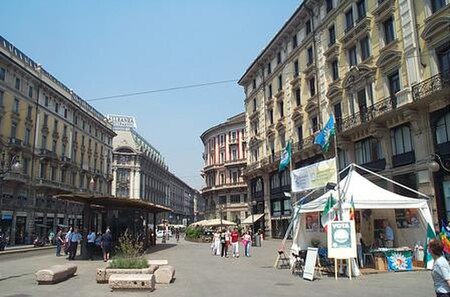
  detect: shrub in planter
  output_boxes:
[185,226,202,239]
[110,257,149,269]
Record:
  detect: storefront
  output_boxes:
[15,212,27,245]
[0,210,13,245]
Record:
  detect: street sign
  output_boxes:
[303,247,318,281]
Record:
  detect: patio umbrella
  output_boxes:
[202,219,237,227]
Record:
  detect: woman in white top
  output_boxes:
[213,230,221,256]
[429,238,450,297]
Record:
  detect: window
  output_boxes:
[52,140,57,152]
[219,196,227,204]
[338,149,348,170]
[267,62,271,75]
[349,46,357,66]
[277,52,282,65]
[230,194,240,204]
[253,98,257,112]
[0,67,5,81]
[355,137,384,164]
[356,0,366,21]
[268,84,273,98]
[295,88,301,106]
[391,125,413,155]
[231,148,237,160]
[24,128,31,145]
[13,98,19,113]
[388,70,401,96]
[345,8,354,31]
[292,34,298,48]
[0,90,3,106]
[309,77,316,97]
[61,169,66,183]
[436,112,450,144]
[44,96,49,107]
[22,158,29,175]
[383,17,395,45]
[306,20,312,35]
[27,105,32,118]
[252,79,256,89]
[10,122,17,138]
[15,77,20,90]
[269,109,274,124]
[64,108,68,118]
[360,36,371,61]
[62,143,66,156]
[326,0,333,12]
[297,125,303,141]
[41,135,47,149]
[39,163,47,179]
[63,125,67,136]
[51,166,57,181]
[55,103,59,113]
[279,101,284,118]
[431,0,446,13]
[334,102,342,127]
[271,201,282,216]
[331,59,339,81]
[293,60,299,77]
[311,117,318,132]
[328,25,336,46]
[54,119,58,132]
[307,47,314,65]
[28,86,33,98]
[278,74,283,91]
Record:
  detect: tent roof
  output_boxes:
[299,170,428,213]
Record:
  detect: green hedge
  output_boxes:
[185,226,202,239]
[110,257,149,269]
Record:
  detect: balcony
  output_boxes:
[38,148,58,160]
[224,158,246,167]
[243,160,262,175]
[340,15,372,48]
[412,71,450,102]
[324,42,340,61]
[229,138,238,144]
[202,181,247,193]
[9,137,22,148]
[290,75,301,88]
[373,0,394,22]
[3,172,30,184]
[60,156,72,167]
[35,178,62,189]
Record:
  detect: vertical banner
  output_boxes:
[327,220,357,259]
[291,158,337,192]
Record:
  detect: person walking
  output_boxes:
[242,231,252,257]
[68,228,81,260]
[220,230,227,257]
[87,230,96,260]
[101,228,113,262]
[64,227,73,255]
[429,239,450,297]
[55,229,64,256]
[231,228,240,258]
[213,229,221,256]
[224,229,231,257]
[175,228,180,243]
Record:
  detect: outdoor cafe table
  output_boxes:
[370,247,413,272]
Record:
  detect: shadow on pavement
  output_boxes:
[146,243,177,254]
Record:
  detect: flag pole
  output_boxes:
[332,116,343,220]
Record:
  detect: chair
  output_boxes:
[276,250,291,269]
[363,253,374,266]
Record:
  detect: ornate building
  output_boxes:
[110,115,195,226]
[239,0,450,238]
[200,113,250,224]
[0,35,115,245]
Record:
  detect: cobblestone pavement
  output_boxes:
[0,238,435,297]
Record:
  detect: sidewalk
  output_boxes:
[0,244,54,255]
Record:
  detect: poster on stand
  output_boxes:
[291,158,337,192]
[327,220,357,259]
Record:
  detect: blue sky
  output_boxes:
[1,0,299,189]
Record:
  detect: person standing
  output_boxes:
[87,230,96,261]
[64,227,73,255]
[55,229,64,256]
[356,226,363,267]
[383,220,394,248]
[68,228,82,260]
[429,239,450,297]
[242,231,252,257]
[101,228,113,262]
[220,230,227,257]
[230,228,240,258]
[224,229,231,257]
[213,229,221,256]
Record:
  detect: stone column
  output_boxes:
[263,173,271,239]
[134,171,141,199]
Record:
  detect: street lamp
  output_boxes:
[89,177,95,192]
[428,153,450,173]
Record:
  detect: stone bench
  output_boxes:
[109,274,155,291]
[148,259,168,266]
[35,264,77,284]
[155,265,175,284]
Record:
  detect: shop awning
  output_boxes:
[54,193,172,213]
[241,213,264,225]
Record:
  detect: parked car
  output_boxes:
[156,230,172,238]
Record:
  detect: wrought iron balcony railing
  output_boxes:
[412,71,450,102]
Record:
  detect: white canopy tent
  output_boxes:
[291,165,434,253]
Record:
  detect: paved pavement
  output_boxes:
[0,238,435,297]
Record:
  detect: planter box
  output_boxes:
[96,264,158,283]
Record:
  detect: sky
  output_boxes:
[1,0,299,189]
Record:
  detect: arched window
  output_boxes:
[436,112,450,144]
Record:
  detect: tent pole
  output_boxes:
[352,163,431,199]
[333,130,343,220]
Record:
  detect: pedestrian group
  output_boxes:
[211,227,260,258]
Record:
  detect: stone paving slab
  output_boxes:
[0,239,435,297]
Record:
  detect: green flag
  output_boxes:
[279,141,292,171]
[423,223,436,269]
[321,194,337,232]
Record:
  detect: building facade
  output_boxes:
[200,113,250,224]
[0,35,115,245]
[110,115,196,226]
[239,0,450,238]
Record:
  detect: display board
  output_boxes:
[303,247,318,281]
[327,220,357,259]
[291,158,337,192]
